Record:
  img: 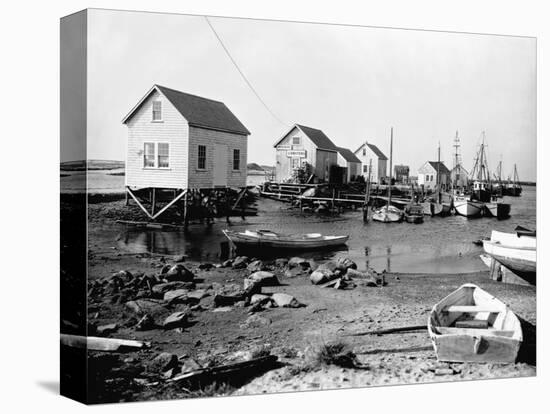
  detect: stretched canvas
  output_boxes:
[60,8,536,404]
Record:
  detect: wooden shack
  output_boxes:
[336,147,361,183]
[354,141,388,184]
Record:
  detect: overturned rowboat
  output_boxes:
[222,229,349,250]
[428,283,522,363]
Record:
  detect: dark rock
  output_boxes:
[152,281,195,296]
[163,289,191,303]
[198,263,214,270]
[246,271,280,287]
[112,270,133,282]
[247,260,267,272]
[135,314,156,331]
[232,256,249,269]
[174,255,187,263]
[163,311,190,329]
[221,259,233,268]
[96,323,118,335]
[160,264,171,274]
[214,293,245,307]
[272,293,305,308]
[275,258,289,268]
[288,257,310,269]
[310,268,338,285]
[163,264,194,282]
[147,352,178,374]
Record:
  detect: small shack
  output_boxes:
[122,84,250,220]
[417,161,450,190]
[336,147,361,183]
[273,124,339,183]
[354,141,388,184]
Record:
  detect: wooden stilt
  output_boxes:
[151,188,156,216]
[126,187,153,219]
[183,190,189,230]
[125,187,129,206]
[151,189,188,220]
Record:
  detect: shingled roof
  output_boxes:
[428,161,450,175]
[274,124,338,151]
[354,142,388,160]
[336,147,361,163]
[122,85,250,135]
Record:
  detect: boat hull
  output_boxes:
[428,284,522,363]
[404,214,424,223]
[484,202,511,219]
[483,240,536,276]
[372,206,403,223]
[454,199,483,217]
[222,230,349,250]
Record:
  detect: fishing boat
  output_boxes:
[404,202,424,223]
[428,283,522,363]
[469,133,493,203]
[504,164,522,197]
[372,127,403,223]
[483,201,511,219]
[221,229,349,250]
[482,230,536,277]
[453,194,484,217]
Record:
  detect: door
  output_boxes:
[213,144,228,187]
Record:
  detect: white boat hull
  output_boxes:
[372,205,403,223]
[222,230,349,250]
[483,240,536,275]
[428,283,522,363]
[454,199,483,217]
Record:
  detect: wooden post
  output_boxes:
[151,188,156,217]
[183,190,189,230]
[226,189,231,224]
[125,187,129,206]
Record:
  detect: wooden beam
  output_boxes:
[151,189,188,220]
[231,187,247,211]
[443,305,502,313]
[126,187,153,219]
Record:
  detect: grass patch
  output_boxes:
[314,342,359,369]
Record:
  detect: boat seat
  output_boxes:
[442,305,502,313]
[436,327,515,338]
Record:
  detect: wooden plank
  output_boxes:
[151,189,188,220]
[455,320,489,329]
[443,305,502,313]
[126,187,153,219]
[345,324,427,336]
[61,334,150,352]
[436,327,516,338]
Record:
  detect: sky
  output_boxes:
[64,9,536,181]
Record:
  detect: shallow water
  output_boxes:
[101,186,536,274]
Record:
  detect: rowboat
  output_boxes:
[404,203,424,223]
[372,205,403,223]
[428,283,522,363]
[221,229,349,250]
[482,231,536,277]
[453,196,483,217]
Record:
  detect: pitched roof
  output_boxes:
[354,142,388,160]
[273,124,338,151]
[336,147,361,163]
[122,85,250,135]
[428,161,450,175]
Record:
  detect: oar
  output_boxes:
[344,324,427,337]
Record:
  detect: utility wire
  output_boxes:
[205,16,288,127]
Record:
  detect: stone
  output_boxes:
[124,299,163,315]
[232,256,249,269]
[174,255,187,263]
[240,314,272,329]
[211,306,233,313]
[247,260,266,272]
[135,314,156,331]
[221,259,233,268]
[164,289,190,303]
[164,264,194,282]
[250,294,271,305]
[198,263,214,270]
[274,258,289,268]
[272,293,305,308]
[288,257,310,269]
[214,293,245,307]
[163,311,190,329]
[310,268,337,285]
[180,358,202,374]
[147,352,178,374]
[187,289,208,301]
[246,271,280,287]
[336,257,357,271]
[96,323,118,335]
[284,268,306,278]
[152,281,194,296]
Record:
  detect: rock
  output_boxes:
[336,257,357,271]
[198,263,214,270]
[164,289,190,303]
[214,293,245,307]
[163,264,194,282]
[247,271,280,287]
[152,281,195,296]
[247,260,267,272]
[346,268,380,286]
[221,259,233,268]
[96,323,118,335]
[240,314,272,329]
[434,368,455,376]
[232,256,249,269]
[163,367,181,379]
[288,257,310,269]
[163,311,190,329]
[112,270,133,282]
[250,294,271,305]
[160,264,171,274]
[272,293,305,308]
[211,306,233,313]
[147,352,178,374]
[275,258,289,268]
[187,289,208,301]
[180,358,202,374]
[316,261,339,274]
[310,268,338,285]
[124,299,163,315]
[284,267,306,278]
[135,314,156,331]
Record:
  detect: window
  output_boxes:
[152,101,162,121]
[157,143,169,168]
[198,145,206,169]
[233,149,240,170]
[363,165,368,173]
[292,158,301,169]
[292,136,301,145]
[144,143,155,167]
[363,148,366,156]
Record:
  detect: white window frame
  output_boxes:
[152,100,162,122]
[292,136,301,146]
[143,142,170,169]
[197,145,207,170]
[233,149,241,170]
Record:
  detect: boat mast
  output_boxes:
[453,130,460,191]
[437,142,441,203]
[387,127,393,209]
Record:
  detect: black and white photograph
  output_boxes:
[57,7,540,404]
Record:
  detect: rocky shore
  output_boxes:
[78,236,536,403]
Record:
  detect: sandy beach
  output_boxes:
[68,198,536,403]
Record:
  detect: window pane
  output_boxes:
[292,136,300,145]
[198,145,206,169]
[144,143,155,167]
[152,101,162,120]
[158,143,169,156]
[233,149,240,170]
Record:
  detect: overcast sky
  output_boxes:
[75,9,536,180]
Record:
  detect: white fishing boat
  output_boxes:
[222,229,349,250]
[490,229,536,249]
[483,232,536,276]
[453,196,483,217]
[428,283,522,363]
[372,205,403,223]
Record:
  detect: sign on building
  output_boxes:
[287,150,307,158]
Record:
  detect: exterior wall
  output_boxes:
[451,166,469,187]
[125,90,188,189]
[418,163,449,190]
[349,162,361,181]
[187,126,248,189]
[355,144,386,184]
[274,126,335,182]
[315,149,338,182]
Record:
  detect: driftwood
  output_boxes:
[345,324,427,337]
[60,334,150,352]
[168,355,278,384]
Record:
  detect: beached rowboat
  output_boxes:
[222,229,349,250]
[428,283,522,363]
[482,238,536,277]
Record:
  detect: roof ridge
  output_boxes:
[155,84,224,105]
